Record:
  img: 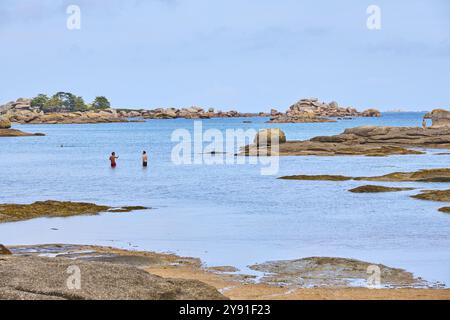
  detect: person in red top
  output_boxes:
[109,152,119,168]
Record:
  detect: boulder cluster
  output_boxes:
[0,116,11,129]
[268,98,381,123]
[122,107,263,120]
[424,109,450,128]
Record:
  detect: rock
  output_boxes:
[439,207,450,213]
[270,109,281,117]
[279,175,352,181]
[0,117,11,129]
[329,101,339,109]
[411,190,450,202]
[356,169,450,182]
[361,109,382,117]
[279,169,450,183]
[267,98,381,123]
[425,109,450,128]
[0,129,45,137]
[249,257,430,288]
[0,245,11,255]
[0,256,226,300]
[254,129,286,146]
[0,201,149,223]
[349,185,414,193]
[268,115,335,124]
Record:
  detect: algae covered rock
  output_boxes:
[357,169,450,182]
[349,185,414,193]
[0,200,149,223]
[438,207,450,213]
[279,175,352,181]
[411,190,450,202]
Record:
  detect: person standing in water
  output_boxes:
[142,151,148,167]
[109,152,119,168]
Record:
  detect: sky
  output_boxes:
[0,0,449,112]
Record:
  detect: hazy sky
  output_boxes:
[1,0,449,111]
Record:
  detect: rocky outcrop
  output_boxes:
[242,126,450,157]
[361,109,382,117]
[250,257,430,288]
[425,109,450,128]
[0,116,11,129]
[0,126,45,137]
[254,129,286,146]
[0,255,226,300]
[267,98,381,123]
[279,169,450,182]
[411,190,450,202]
[279,175,352,181]
[0,245,11,255]
[356,169,450,183]
[349,185,414,193]
[4,108,129,125]
[136,107,262,120]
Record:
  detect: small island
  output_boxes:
[267,98,381,123]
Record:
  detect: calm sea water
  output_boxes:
[1,112,450,285]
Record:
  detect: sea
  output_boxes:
[1,112,450,286]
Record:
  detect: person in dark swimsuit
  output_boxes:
[109,152,119,168]
[142,151,148,167]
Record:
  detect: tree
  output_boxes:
[92,96,111,110]
[42,95,63,113]
[31,94,49,109]
[54,92,76,111]
[74,96,88,111]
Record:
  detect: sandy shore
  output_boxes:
[2,244,450,300]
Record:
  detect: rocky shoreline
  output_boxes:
[0,244,448,300]
[0,116,44,137]
[0,98,266,125]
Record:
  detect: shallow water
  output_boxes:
[1,112,450,286]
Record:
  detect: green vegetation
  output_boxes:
[31,92,111,113]
[92,96,111,110]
